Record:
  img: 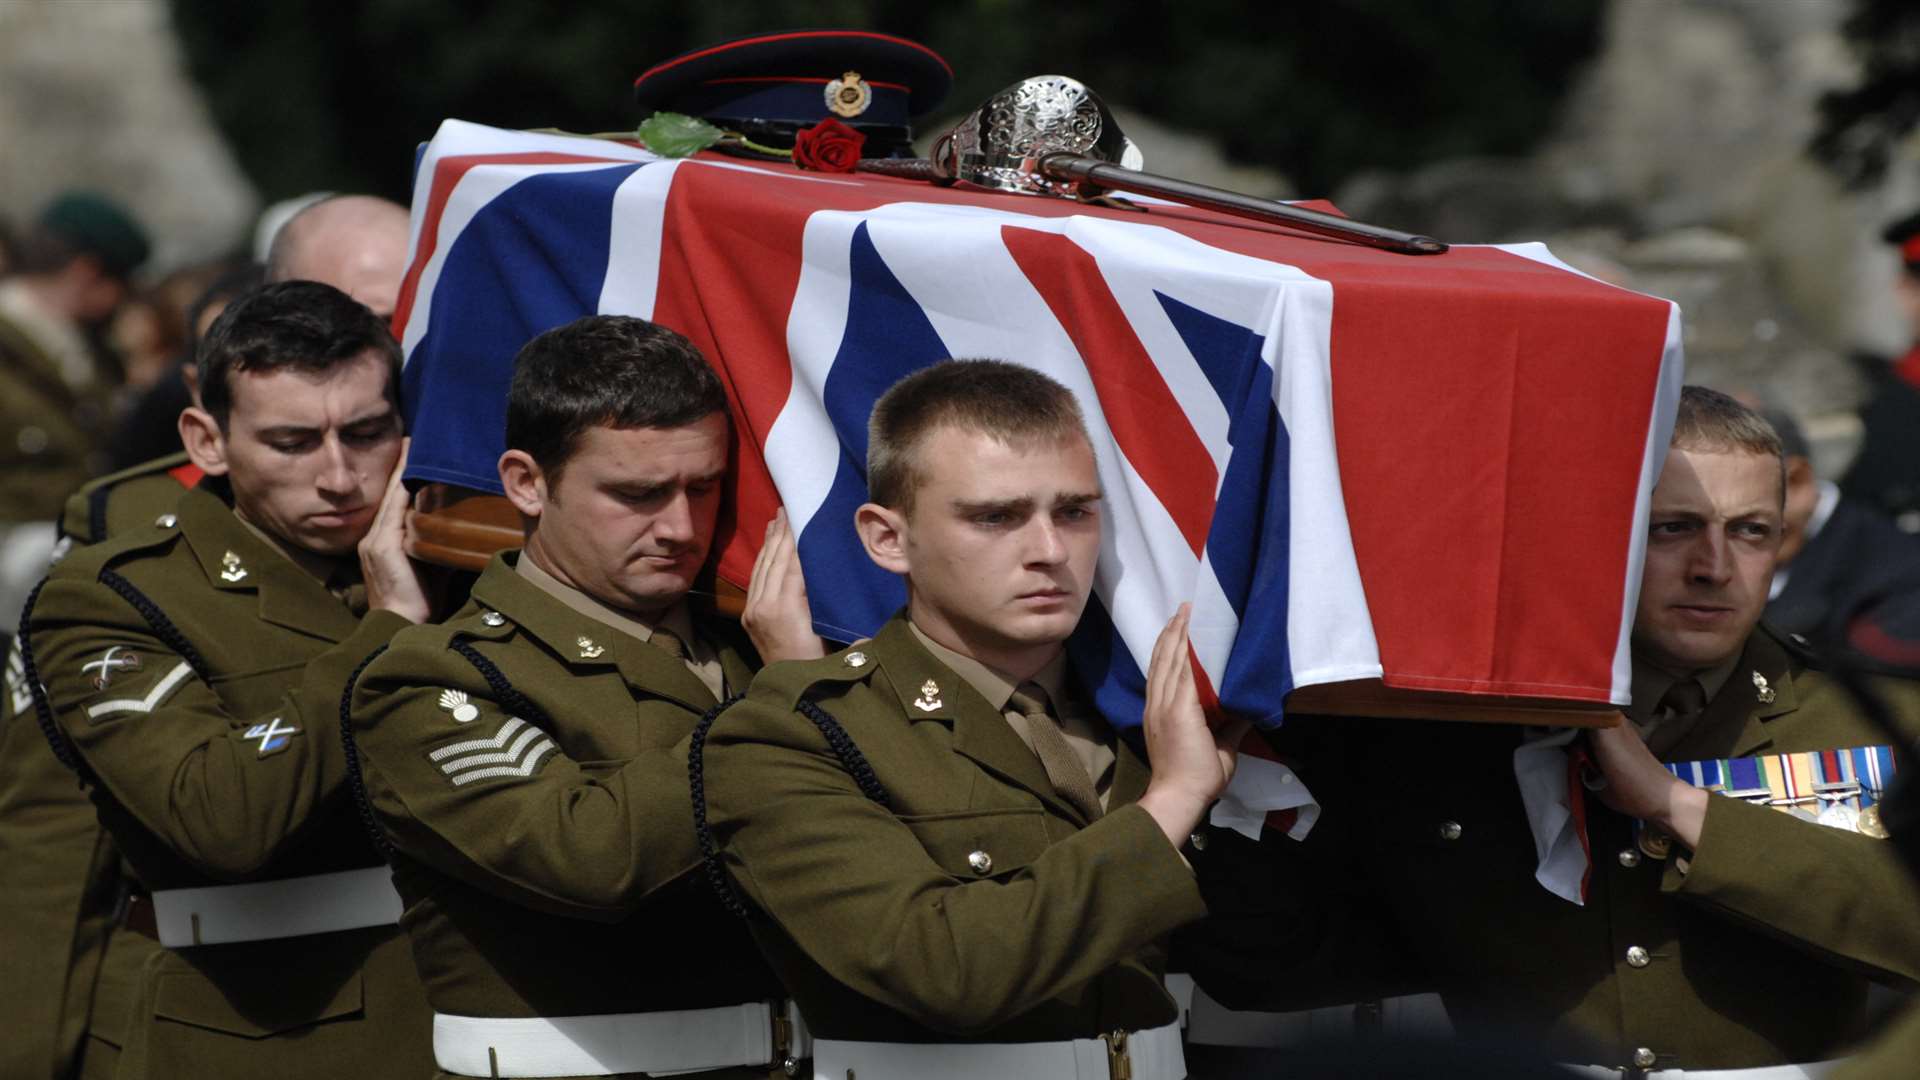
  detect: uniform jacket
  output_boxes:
[1181,626,1920,1071]
[0,453,196,1079]
[23,485,432,1079]
[0,290,110,523]
[346,553,786,1078]
[701,613,1208,1043]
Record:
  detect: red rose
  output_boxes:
[792,118,866,173]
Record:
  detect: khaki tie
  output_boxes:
[1008,683,1104,822]
[649,626,687,661]
[1646,677,1707,758]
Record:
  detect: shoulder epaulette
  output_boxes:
[756,643,881,708]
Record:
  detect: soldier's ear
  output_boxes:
[179,406,230,476]
[855,502,910,576]
[498,450,548,520]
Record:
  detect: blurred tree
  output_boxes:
[171,0,1602,202]
[1812,0,1920,189]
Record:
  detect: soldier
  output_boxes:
[265,194,412,319]
[698,359,1242,1079]
[345,315,826,1079]
[1184,386,1920,1074]
[19,280,436,1078]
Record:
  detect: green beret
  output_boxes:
[38,191,150,278]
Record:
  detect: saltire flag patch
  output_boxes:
[395,120,1684,729]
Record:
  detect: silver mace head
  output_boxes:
[931,75,1143,196]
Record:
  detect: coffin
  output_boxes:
[395,121,1683,729]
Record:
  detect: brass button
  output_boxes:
[1618,848,1641,868]
[1438,821,1463,841]
[1632,1047,1657,1069]
[1626,945,1650,968]
[843,651,869,668]
[481,611,506,627]
[967,850,992,874]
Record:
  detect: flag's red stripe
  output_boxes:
[1000,226,1216,557]
[392,151,645,342]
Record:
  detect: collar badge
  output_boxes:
[914,679,943,712]
[1751,670,1775,704]
[219,550,248,583]
[577,636,605,660]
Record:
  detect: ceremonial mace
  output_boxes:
[862,75,1446,256]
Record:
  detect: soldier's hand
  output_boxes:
[740,509,826,662]
[360,438,431,624]
[1588,719,1708,849]
[1137,603,1247,851]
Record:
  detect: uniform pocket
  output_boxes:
[898,806,1051,879]
[152,966,364,1038]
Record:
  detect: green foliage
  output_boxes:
[172,0,1603,201]
[1812,0,1920,189]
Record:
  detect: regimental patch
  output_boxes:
[437,689,480,724]
[86,660,194,723]
[82,646,142,690]
[5,637,30,721]
[244,717,298,757]
[428,717,555,787]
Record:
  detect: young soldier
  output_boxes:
[345,315,824,1079]
[699,359,1241,1080]
[20,280,435,1079]
[1185,387,1920,1073]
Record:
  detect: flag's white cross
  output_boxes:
[245,718,297,755]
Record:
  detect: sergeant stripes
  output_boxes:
[430,716,555,785]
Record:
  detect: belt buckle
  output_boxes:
[1102,1029,1132,1080]
[772,1011,798,1076]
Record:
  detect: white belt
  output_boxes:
[151,865,402,947]
[434,1002,807,1078]
[813,1021,1184,1080]
[1562,1059,1844,1079]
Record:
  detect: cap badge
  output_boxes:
[219,550,248,583]
[577,636,605,660]
[825,70,872,118]
[1752,670,1775,704]
[914,678,943,712]
[438,689,480,723]
[82,646,142,690]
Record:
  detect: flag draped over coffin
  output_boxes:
[396,120,1684,731]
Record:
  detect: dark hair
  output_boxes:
[186,261,266,356]
[867,359,1090,512]
[506,316,729,479]
[196,280,402,428]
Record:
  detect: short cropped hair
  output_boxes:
[867,359,1091,513]
[197,280,402,428]
[506,315,728,480]
[1672,385,1785,505]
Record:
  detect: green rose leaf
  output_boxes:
[636,112,724,158]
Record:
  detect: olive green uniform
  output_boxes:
[346,552,791,1079]
[0,282,113,525]
[1183,626,1920,1071]
[0,454,197,1079]
[22,485,434,1079]
[701,613,1207,1053]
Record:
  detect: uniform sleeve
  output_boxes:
[27,573,407,880]
[347,643,703,922]
[1665,795,1920,983]
[704,691,1210,1035]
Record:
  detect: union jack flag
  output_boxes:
[395,120,1683,732]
